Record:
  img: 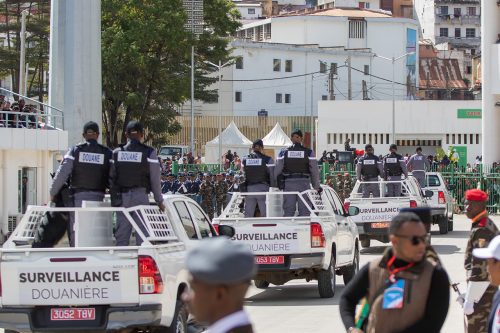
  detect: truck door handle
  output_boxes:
[116,253,138,259]
[2,254,22,261]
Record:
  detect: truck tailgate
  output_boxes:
[1,248,140,306]
[222,218,313,255]
[349,198,410,225]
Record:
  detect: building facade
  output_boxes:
[317,100,482,163]
[414,0,481,81]
[189,8,419,117]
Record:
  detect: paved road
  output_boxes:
[244,214,500,333]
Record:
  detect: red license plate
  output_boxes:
[50,308,95,321]
[255,255,284,265]
[371,222,390,229]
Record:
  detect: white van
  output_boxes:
[158,145,189,160]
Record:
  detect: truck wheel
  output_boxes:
[438,216,448,235]
[254,280,270,289]
[166,301,188,333]
[342,247,359,285]
[317,254,336,298]
[360,238,370,248]
[448,214,454,232]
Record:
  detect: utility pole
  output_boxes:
[362,80,369,100]
[328,63,336,100]
[347,55,352,100]
[19,10,28,96]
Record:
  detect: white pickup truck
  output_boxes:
[0,194,226,333]
[423,172,455,234]
[345,177,433,248]
[212,185,360,298]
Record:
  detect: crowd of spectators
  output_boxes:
[0,94,42,129]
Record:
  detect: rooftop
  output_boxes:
[278,7,392,18]
[419,57,467,90]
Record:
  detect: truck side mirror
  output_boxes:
[348,206,360,216]
[218,225,235,238]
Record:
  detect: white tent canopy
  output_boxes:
[262,123,292,158]
[204,121,252,163]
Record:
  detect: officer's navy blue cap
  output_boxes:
[253,139,264,147]
[186,237,256,285]
[126,120,144,134]
[291,129,303,137]
[365,144,373,150]
[400,207,431,224]
[83,121,99,134]
[390,144,397,150]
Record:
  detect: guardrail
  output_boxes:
[0,87,64,130]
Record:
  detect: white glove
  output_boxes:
[456,293,465,306]
[463,300,475,315]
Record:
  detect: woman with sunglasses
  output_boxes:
[339,212,450,333]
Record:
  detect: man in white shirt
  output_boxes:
[182,237,256,333]
[473,235,500,333]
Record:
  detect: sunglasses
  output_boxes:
[394,234,428,246]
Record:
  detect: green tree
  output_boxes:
[0,1,50,101]
[101,0,241,148]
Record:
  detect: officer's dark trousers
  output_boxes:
[283,178,312,217]
[245,183,269,217]
[413,170,426,188]
[115,188,149,246]
[362,177,380,198]
[386,175,402,197]
[70,191,105,247]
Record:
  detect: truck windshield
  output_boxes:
[160,147,182,156]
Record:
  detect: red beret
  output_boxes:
[465,189,488,202]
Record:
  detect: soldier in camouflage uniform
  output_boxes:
[199,173,215,220]
[214,173,228,217]
[343,172,353,200]
[463,189,499,333]
[335,173,345,201]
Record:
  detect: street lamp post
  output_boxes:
[19,9,29,96]
[204,60,232,170]
[373,52,415,144]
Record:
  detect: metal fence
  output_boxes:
[321,162,500,214]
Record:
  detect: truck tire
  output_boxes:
[166,301,188,333]
[254,280,270,289]
[448,214,454,232]
[317,254,336,298]
[360,238,370,248]
[438,215,448,235]
[342,247,359,285]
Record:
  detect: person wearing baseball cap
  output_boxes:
[463,189,499,332]
[241,139,274,217]
[182,237,256,333]
[110,120,165,246]
[473,235,500,333]
[48,121,112,246]
[356,144,384,198]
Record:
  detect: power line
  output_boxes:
[221,66,346,82]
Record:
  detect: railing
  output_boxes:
[0,87,64,130]
[0,110,63,130]
[321,162,500,214]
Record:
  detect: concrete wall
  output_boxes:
[317,100,483,163]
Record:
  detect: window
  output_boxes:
[357,133,360,144]
[452,134,455,144]
[454,8,461,16]
[333,133,337,144]
[455,28,461,38]
[440,28,449,37]
[235,91,242,102]
[466,28,476,38]
[464,134,467,144]
[458,134,462,144]
[368,134,372,143]
[248,8,255,15]
[476,134,480,144]
[446,134,450,144]
[470,134,473,144]
[363,134,366,144]
[386,134,390,144]
[471,49,476,56]
[440,6,448,15]
[327,134,331,145]
[235,57,243,69]
[285,94,291,103]
[364,65,370,75]
[322,95,328,100]
[320,62,327,73]
[188,203,213,238]
[273,59,281,72]
[359,2,365,9]
[466,66,472,74]
[467,7,476,16]
[276,93,282,103]
[365,2,370,8]
[285,60,293,72]
[173,202,197,239]
[349,20,365,39]
[426,175,441,187]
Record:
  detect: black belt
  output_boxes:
[121,187,147,193]
[285,173,310,179]
[72,188,105,193]
[247,181,270,185]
